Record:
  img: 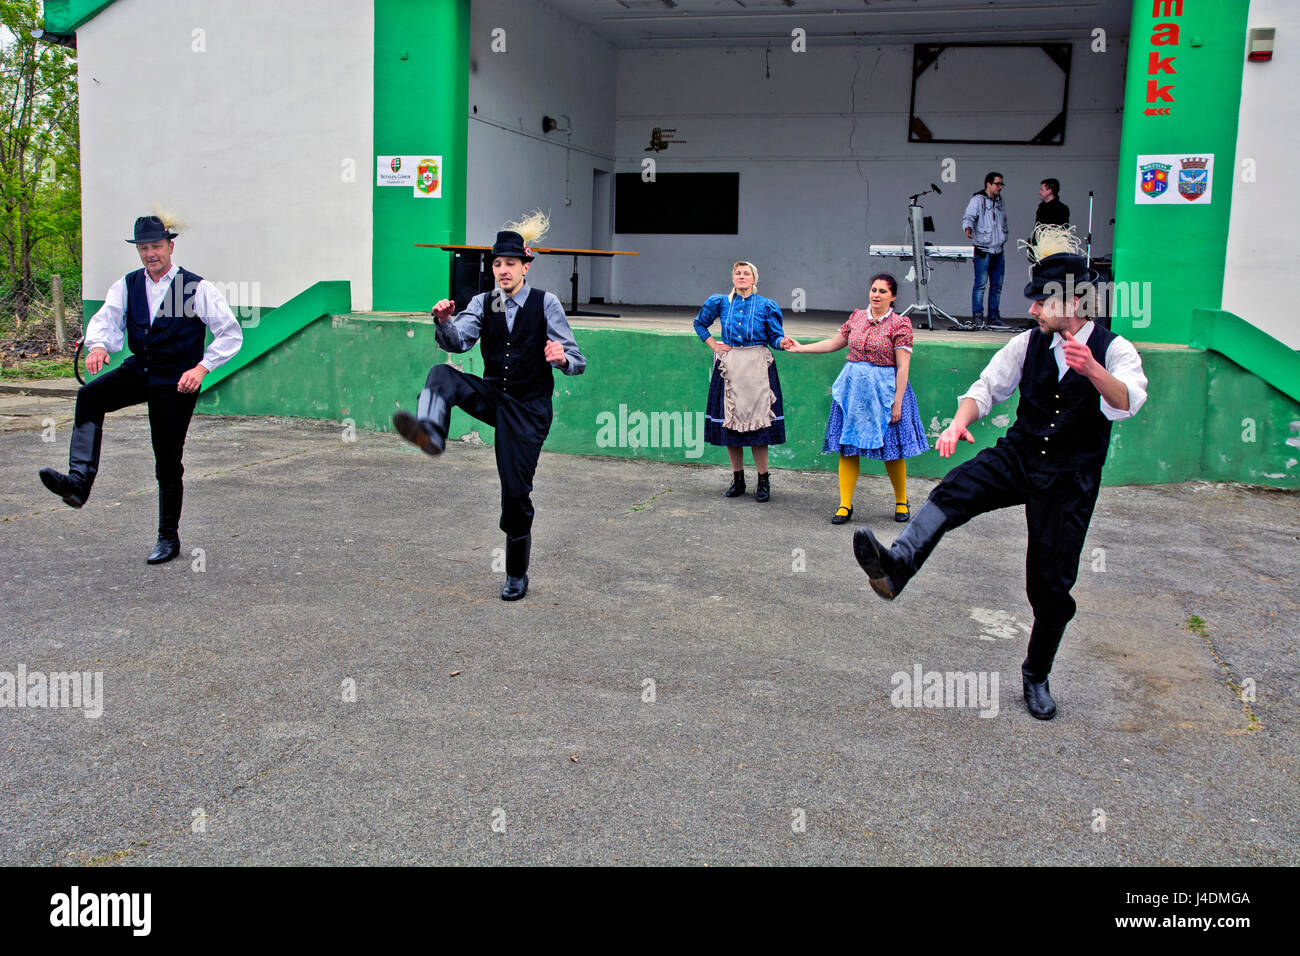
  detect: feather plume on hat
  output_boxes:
[149,203,187,236]
[1018,223,1083,265]
[501,210,549,248]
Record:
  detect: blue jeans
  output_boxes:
[971,250,1004,318]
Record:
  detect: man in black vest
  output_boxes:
[38,215,243,563]
[393,229,586,601]
[852,243,1148,719]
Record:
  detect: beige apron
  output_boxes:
[717,346,775,432]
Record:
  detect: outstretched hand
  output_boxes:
[780,336,799,352]
[936,423,975,458]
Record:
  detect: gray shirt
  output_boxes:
[434,281,586,376]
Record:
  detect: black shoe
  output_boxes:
[984,317,1014,332]
[724,471,745,497]
[501,533,531,600]
[1022,672,1057,720]
[852,527,898,600]
[393,410,444,455]
[38,467,85,508]
[147,537,181,565]
[754,473,770,503]
[894,500,910,523]
[831,505,853,525]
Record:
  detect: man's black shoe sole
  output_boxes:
[38,468,84,508]
[393,411,443,455]
[852,528,898,600]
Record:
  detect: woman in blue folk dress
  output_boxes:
[694,261,789,502]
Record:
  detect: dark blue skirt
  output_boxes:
[704,357,786,447]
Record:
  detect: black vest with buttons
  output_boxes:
[1005,323,1117,472]
[123,267,207,386]
[480,286,554,403]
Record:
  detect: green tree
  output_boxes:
[0,0,80,329]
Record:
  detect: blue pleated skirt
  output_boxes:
[822,362,929,460]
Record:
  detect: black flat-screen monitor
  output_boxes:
[615,172,740,234]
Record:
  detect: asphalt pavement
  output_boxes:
[1,387,1296,865]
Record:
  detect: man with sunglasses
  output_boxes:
[963,172,1011,331]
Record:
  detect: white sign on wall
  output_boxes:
[376,155,443,198]
[1135,153,1214,205]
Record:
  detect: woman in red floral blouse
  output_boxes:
[785,273,929,523]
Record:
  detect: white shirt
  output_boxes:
[960,321,1148,421]
[84,264,243,372]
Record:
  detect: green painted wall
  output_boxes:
[1112,0,1250,345]
[201,281,348,391]
[1203,353,1300,486]
[372,0,470,311]
[1190,308,1300,405]
[198,317,1300,489]
[42,0,118,34]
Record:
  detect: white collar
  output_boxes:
[145,264,179,287]
[1051,319,1094,349]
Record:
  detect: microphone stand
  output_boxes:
[897,184,969,331]
[1086,190,1094,267]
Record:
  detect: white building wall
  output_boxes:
[611,41,1127,317]
[1222,0,1300,349]
[77,0,375,311]
[465,0,618,299]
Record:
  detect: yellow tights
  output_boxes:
[837,455,860,509]
[838,455,907,509]
[884,458,908,505]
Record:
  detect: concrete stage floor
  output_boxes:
[357,304,1022,339]
[353,303,1192,351]
[1,387,1294,865]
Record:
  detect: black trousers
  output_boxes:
[927,439,1102,630]
[71,361,198,511]
[425,365,552,538]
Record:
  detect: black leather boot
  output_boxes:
[852,501,949,600]
[724,471,745,497]
[501,534,530,600]
[38,420,101,508]
[147,482,183,565]
[38,468,86,508]
[754,472,771,502]
[1021,621,1068,720]
[1021,672,1057,720]
[393,388,448,455]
